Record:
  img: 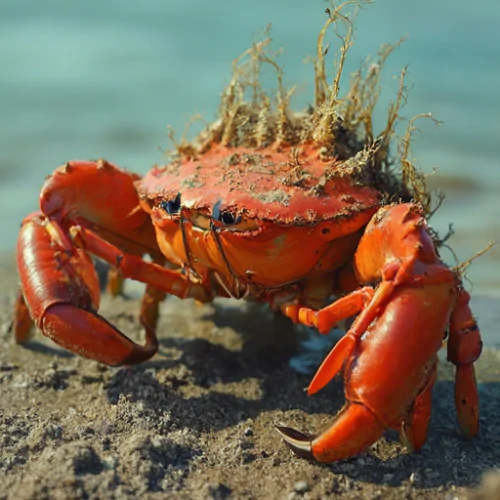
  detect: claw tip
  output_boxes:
[275,425,314,460]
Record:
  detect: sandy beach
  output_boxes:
[1,253,499,499]
[1,0,500,497]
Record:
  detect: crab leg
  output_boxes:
[13,290,34,344]
[107,267,125,296]
[68,222,211,327]
[69,224,196,298]
[447,289,482,438]
[399,363,437,452]
[285,286,376,334]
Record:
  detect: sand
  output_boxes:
[1,254,499,500]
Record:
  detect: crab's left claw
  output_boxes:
[276,402,385,462]
[275,426,314,460]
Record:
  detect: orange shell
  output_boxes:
[138,144,382,225]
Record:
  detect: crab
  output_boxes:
[12,13,483,463]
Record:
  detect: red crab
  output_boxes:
[12,29,482,463]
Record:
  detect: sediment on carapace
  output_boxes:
[168,1,436,218]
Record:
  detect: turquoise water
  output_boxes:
[1,0,499,294]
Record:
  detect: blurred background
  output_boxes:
[1,0,499,297]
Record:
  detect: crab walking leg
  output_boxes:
[399,363,437,452]
[282,287,377,395]
[69,222,211,336]
[140,284,167,337]
[447,289,482,438]
[13,291,34,344]
[306,309,371,397]
[284,286,376,334]
[69,224,201,300]
[282,288,374,389]
[107,267,125,296]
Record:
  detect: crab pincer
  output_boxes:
[14,161,207,365]
[277,204,482,462]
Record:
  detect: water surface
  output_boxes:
[1,0,499,296]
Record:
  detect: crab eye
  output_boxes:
[220,211,238,225]
[160,193,181,215]
[212,200,239,226]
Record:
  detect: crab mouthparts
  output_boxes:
[275,425,314,460]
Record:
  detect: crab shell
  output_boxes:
[137,143,382,296]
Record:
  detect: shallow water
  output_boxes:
[1,0,499,296]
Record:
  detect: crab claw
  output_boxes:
[276,402,385,462]
[275,426,314,460]
[15,213,159,365]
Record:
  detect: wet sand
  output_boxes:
[1,254,499,499]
